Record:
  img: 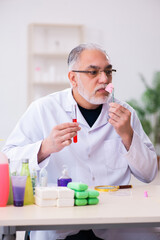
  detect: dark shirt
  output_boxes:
[78,104,102,127]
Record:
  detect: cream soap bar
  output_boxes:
[35,196,57,207]
[35,187,58,199]
[57,187,74,199]
[57,198,74,207]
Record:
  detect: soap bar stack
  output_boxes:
[35,186,74,207]
[67,182,99,206]
[57,187,74,207]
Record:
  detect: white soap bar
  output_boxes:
[57,187,74,199]
[35,187,58,199]
[35,196,57,207]
[57,198,74,207]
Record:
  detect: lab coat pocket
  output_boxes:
[104,139,128,170]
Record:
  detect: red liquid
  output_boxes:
[0,164,9,207]
[72,119,77,143]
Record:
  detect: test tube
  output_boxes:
[72,104,77,143]
[112,88,114,102]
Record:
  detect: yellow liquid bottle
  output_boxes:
[20,159,34,205]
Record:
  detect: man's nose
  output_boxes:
[98,71,109,84]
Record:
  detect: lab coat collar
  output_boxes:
[63,89,111,129]
[63,88,77,111]
[64,89,88,126]
[91,101,110,130]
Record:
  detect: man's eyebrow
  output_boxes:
[105,64,112,69]
[86,65,100,70]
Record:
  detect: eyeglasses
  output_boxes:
[72,69,116,79]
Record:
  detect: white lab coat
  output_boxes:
[2,88,158,240]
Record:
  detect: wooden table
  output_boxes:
[1,185,160,239]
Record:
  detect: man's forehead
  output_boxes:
[86,64,113,70]
[78,49,110,66]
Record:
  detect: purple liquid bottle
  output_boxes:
[57,165,72,187]
[13,186,25,206]
[11,175,27,207]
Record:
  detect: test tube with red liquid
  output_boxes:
[72,104,77,143]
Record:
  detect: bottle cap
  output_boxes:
[59,165,70,179]
[22,159,29,163]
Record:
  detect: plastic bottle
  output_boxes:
[57,165,72,187]
[39,168,48,187]
[20,159,34,205]
[7,159,13,205]
[31,169,37,195]
[0,152,9,207]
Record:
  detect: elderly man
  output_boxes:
[3,43,158,240]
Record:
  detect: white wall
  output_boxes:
[0,0,160,149]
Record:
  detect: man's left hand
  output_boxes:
[108,102,133,150]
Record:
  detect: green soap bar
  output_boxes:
[67,182,88,191]
[74,190,88,199]
[87,189,99,198]
[74,198,87,206]
[87,198,99,205]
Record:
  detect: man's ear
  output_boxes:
[68,71,77,88]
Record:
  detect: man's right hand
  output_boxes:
[38,122,81,163]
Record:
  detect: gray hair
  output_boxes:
[67,43,109,70]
